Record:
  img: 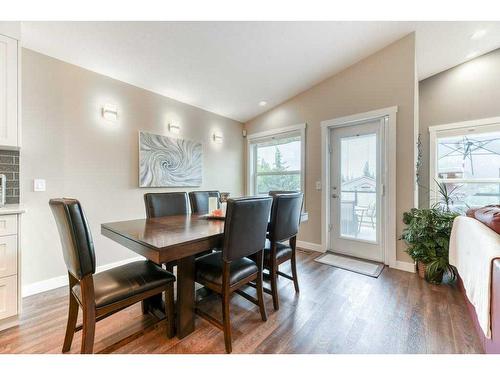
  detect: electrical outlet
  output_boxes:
[315,181,322,191]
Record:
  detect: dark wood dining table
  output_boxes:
[101,214,225,338]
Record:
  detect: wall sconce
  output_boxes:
[213,133,223,143]
[168,123,180,134]
[101,103,118,122]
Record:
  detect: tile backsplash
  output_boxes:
[0,149,19,204]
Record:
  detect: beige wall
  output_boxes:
[244,34,417,262]
[21,49,244,288]
[419,48,500,207]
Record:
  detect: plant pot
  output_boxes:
[418,261,445,284]
[417,261,427,279]
[426,270,444,284]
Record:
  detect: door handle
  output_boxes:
[331,194,338,198]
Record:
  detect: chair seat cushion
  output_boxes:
[263,240,292,266]
[72,260,175,308]
[195,251,258,287]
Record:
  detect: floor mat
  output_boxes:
[314,252,384,277]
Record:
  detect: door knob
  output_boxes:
[332,194,338,198]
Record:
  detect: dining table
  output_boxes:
[101,214,225,338]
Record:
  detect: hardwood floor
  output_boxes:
[0,249,483,354]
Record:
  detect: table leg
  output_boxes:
[176,255,196,338]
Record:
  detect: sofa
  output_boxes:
[450,205,500,354]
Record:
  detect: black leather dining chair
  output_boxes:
[194,196,272,353]
[264,192,303,311]
[144,192,189,271]
[49,198,175,354]
[268,190,299,195]
[144,192,189,218]
[144,192,212,273]
[189,191,220,214]
[266,191,300,231]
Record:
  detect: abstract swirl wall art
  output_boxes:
[139,131,202,187]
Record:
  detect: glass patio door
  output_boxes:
[330,118,384,262]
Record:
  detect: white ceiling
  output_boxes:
[21,21,500,122]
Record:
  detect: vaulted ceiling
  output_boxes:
[22,21,500,122]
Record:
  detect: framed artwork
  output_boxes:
[139,131,202,187]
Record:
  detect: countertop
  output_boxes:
[0,204,25,215]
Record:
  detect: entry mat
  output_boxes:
[314,252,384,278]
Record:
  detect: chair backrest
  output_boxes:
[268,192,304,243]
[222,196,272,262]
[144,192,189,218]
[368,202,376,215]
[189,191,220,214]
[49,198,96,280]
[268,190,299,196]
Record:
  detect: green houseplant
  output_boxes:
[400,179,462,284]
[400,207,458,284]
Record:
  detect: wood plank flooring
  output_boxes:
[0,250,483,354]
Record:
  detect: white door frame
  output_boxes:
[320,106,398,267]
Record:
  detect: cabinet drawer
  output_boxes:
[0,215,17,236]
[0,275,17,320]
[0,235,16,278]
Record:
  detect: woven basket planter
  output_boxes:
[417,261,427,279]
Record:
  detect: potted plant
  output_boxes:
[400,207,458,284]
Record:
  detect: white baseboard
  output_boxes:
[0,315,19,331]
[296,240,324,253]
[22,274,68,298]
[392,260,416,273]
[22,256,144,298]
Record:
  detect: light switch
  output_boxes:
[315,181,322,191]
[34,179,46,192]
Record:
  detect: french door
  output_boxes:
[329,118,385,262]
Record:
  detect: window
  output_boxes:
[247,124,305,196]
[430,120,500,213]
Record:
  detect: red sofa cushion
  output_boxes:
[466,205,500,235]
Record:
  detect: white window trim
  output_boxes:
[246,123,306,199]
[428,116,500,207]
[320,106,399,269]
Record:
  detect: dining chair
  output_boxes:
[194,196,272,353]
[49,198,175,354]
[144,192,189,218]
[268,190,299,195]
[366,202,376,228]
[266,191,299,231]
[144,191,212,276]
[264,192,303,311]
[189,190,220,214]
[144,192,189,271]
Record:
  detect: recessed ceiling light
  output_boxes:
[471,29,487,40]
[258,101,267,107]
[466,51,479,60]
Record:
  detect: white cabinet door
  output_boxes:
[0,214,17,237]
[0,34,18,148]
[0,235,17,278]
[0,275,17,320]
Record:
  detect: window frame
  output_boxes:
[246,123,306,199]
[429,117,500,208]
